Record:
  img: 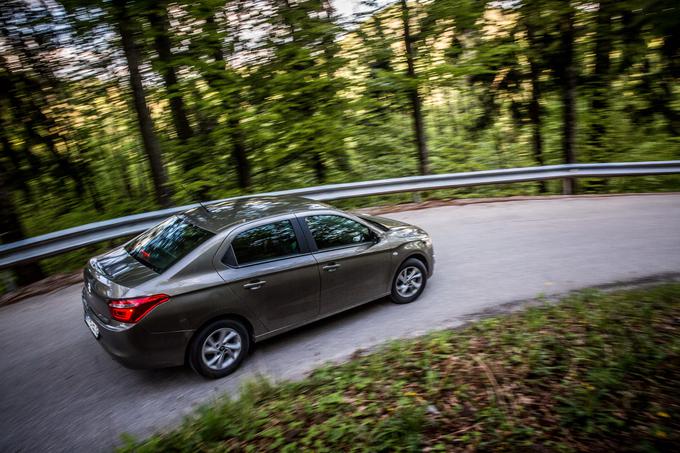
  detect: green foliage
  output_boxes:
[118,284,680,451]
[1,0,679,284]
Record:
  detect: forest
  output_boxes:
[1,0,679,288]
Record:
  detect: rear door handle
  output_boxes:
[322,263,341,272]
[243,280,266,290]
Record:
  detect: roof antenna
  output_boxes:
[198,201,211,213]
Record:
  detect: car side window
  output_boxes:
[305,215,373,251]
[230,220,300,265]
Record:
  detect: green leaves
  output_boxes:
[3,0,680,285]
[119,284,680,451]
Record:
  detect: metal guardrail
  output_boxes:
[1,161,679,269]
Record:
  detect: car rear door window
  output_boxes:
[231,220,300,265]
[305,215,373,251]
[125,216,214,273]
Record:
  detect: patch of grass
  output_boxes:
[120,285,680,452]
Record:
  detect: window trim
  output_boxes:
[299,213,379,253]
[220,216,310,269]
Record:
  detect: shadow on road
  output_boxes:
[129,296,393,385]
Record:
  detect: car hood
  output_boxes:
[358,213,412,229]
[359,213,428,241]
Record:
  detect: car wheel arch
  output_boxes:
[401,252,429,273]
[184,313,255,365]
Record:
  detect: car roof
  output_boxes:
[182,195,333,233]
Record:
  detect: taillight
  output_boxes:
[108,294,170,323]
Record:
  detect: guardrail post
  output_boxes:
[562,169,577,195]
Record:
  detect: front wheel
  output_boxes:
[390,258,427,304]
[189,319,250,379]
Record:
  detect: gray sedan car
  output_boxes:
[82,196,434,378]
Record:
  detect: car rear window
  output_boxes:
[125,216,214,273]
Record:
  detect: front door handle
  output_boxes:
[322,263,341,272]
[243,280,266,290]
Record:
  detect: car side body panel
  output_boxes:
[311,242,390,317]
[222,255,321,332]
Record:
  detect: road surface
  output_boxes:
[2,195,680,452]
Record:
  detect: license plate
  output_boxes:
[85,314,100,339]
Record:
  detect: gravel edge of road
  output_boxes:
[0,271,82,308]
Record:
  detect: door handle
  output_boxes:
[322,263,341,272]
[243,280,266,290]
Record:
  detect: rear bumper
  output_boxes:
[83,300,192,369]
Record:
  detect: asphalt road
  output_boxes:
[2,194,680,452]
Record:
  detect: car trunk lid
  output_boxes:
[83,247,157,324]
[94,246,157,287]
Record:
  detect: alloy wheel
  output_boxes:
[396,266,423,298]
[201,328,242,370]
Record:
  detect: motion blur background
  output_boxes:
[1,0,678,292]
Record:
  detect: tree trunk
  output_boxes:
[147,2,193,147]
[558,6,577,194]
[227,112,251,188]
[0,134,30,196]
[113,0,171,207]
[400,0,430,175]
[588,0,612,162]
[311,151,325,183]
[525,20,546,193]
[5,88,86,197]
[31,125,85,196]
[202,14,251,190]
[0,165,45,287]
[116,153,134,199]
[583,0,613,192]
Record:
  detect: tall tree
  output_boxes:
[0,147,45,286]
[619,0,680,136]
[580,0,614,191]
[400,0,430,175]
[146,0,194,153]
[555,3,577,194]
[587,0,613,160]
[523,0,547,192]
[112,0,171,207]
[253,0,347,184]
[205,8,250,189]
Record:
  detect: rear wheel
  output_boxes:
[390,258,427,304]
[189,319,250,379]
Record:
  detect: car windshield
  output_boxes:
[125,216,214,273]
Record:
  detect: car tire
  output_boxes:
[390,258,428,304]
[189,319,250,379]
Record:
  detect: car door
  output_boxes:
[301,214,390,317]
[215,218,320,333]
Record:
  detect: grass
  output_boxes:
[119,284,680,452]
